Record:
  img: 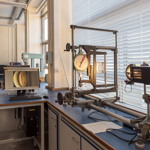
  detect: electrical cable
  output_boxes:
[87,107,143,144]
[106,128,138,144]
[124,83,132,93]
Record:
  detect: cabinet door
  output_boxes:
[48,109,58,150]
[60,119,80,150]
[81,138,98,150]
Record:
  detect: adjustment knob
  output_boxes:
[64,43,71,51]
[55,92,64,105]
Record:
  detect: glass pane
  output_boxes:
[44,18,48,41]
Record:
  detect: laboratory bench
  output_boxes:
[0,83,150,150]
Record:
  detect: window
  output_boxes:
[41,5,48,75]
[72,0,150,112]
[44,18,48,41]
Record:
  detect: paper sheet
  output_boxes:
[82,121,122,133]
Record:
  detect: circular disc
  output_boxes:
[19,71,28,87]
[74,54,88,72]
[13,71,21,87]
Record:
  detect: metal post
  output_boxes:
[72,27,75,101]
[104,102,145,118]
[94,50,96,90]
[89,104,139,128]
[144,84,146,95]
[75,50,77,89]
[147,104,150,120]
[114,33,118,97]
[104,54,106,86]
[40,58,44,76]
[31,58,34,68]
[41,103,44,150]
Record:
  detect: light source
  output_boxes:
[125,64,136,80]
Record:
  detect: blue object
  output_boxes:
[10,62,22,65]
[22,53,44,77]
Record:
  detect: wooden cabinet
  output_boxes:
[48,109,58,150]
[59,119,80,150]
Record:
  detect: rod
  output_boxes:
[84,95,99,100]
[96,84,114,87]
[75,50,76,89]
[75,88,116,95]
[71,100,96,106]
[74,97,139,128]
[89,104,139,128]
[84,95,117,102]
[144,84,146,95]
[81,45,115,50]
[72,27,75,102]
[71,25,118,33]
[93,50,96,90]
[104,55,107,87]
[104,102,145,118]
[148,104,150,120]
[115,33,118,97]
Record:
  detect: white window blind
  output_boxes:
[72,0,150,112]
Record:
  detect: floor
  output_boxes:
[0,140,39,150]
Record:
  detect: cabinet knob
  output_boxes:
[72,137,79,143]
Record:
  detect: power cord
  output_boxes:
[106,128,138,144]
[124,83,132,93]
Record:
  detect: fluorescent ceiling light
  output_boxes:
[0,1,27,8]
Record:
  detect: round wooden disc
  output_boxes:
[19,71,28,87]
[13,71,21,87]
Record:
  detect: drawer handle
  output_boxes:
[72,137,79,143]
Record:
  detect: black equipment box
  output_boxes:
[131,66,150,84]
[23,106,40,137]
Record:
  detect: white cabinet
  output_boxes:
[48,109,58,150]
[81,137,98,150]
[48,104,110,150]
[59,119,80,150]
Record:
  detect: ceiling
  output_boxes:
[0,0,44,25]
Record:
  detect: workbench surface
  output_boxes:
[0,83,149,150]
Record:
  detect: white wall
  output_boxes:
[0,26,16,64]
[0,8,42,66]
[16,24,25,64]
[59,0,72,88]
[28,8,42,54]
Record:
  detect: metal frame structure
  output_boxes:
[56,25,150,149]
[69,25,118,101]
